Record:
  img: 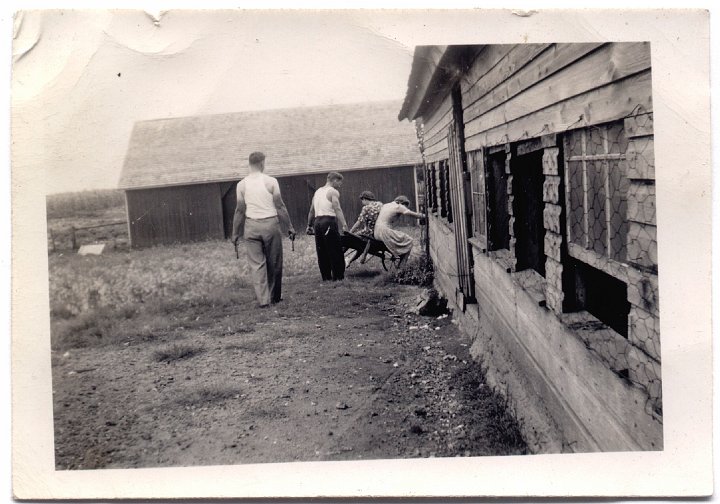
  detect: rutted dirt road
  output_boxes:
[52,272,526,469]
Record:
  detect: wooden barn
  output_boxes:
[399,43,660,453]
[118,100,421,248]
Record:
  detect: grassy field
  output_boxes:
[48,222,527,468]
[49,238,527,468]
[46,191,128,252]
[48,230,430,349]
[46,189,125,219]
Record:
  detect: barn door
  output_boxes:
[447,120,476,307]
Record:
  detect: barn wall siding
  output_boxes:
[276,166,418,233]
[127,166,417,248]
[127,184,225,248]
[415,42,660,452]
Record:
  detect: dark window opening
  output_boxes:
[511,149,545,276]
[486,150,509,250]
[439,160,451,220]
[572,259,630,337]
[428,163,438,213]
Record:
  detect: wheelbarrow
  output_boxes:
[341,232,399,271]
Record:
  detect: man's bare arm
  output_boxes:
[307,199,316,232]
[231,182,247,243]
[329,190,348,232]
[271,180,295,235]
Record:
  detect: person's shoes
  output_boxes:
[397,253,410,268]
[258,303,270,309]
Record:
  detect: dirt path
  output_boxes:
[52,271,526,469]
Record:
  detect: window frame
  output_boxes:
[485,146,511,252]
[563,121,630,283]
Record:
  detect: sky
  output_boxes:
[11,10,416,194]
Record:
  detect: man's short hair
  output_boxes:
[327,171,343,182]
[249,151,266,165]
[394,195,411,206]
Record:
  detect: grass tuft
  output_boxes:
[375,254,434,288]
[223,336,265,353]
[449,364,528,455]
[174,384,243,407]
[153,343,205,363]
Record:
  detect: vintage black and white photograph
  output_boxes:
[10,8,712,499]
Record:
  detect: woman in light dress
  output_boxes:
[373,195,424,267]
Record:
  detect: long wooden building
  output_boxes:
[118,100,421,248]
[400,43,660,453]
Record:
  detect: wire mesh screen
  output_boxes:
[467,150,486,242]
[565,121,630,263]
[564,115,660,419]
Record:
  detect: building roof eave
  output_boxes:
[398,45,486,123]
[398,45,449,122]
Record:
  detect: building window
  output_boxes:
[468,150,486,242]
[563,121,631,335]
[486,149,510,251]
[444,160,453,223]
[438,159,452,222]
[570,258,630,336]
[565,121,630,264]
[428,163,438,213]
[511,148,546,276]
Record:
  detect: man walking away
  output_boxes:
[232,152,296,307]
[306,171,347,281]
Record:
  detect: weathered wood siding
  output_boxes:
[127,166,417,248]
[422,95,454,163]
[126,183,225,248]
[460,43,652,150]
[414,43,660,452]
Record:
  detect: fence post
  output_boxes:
[70,226,77,250]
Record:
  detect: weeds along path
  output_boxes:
[52,267,526,469]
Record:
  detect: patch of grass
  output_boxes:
[46,189,125,219]
[153,343,205,363]
[51,306,140,349]
[223,336,265,353]
[450,364,528,456]
[174,383,243,407]
[375,254,434,288]
[346,267,383,279]
[50,306,75,320]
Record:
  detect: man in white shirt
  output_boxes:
[232,152,296,307]
[306,171,348,281]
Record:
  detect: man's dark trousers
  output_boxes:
[313,216,345,281]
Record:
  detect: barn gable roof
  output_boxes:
[118,100,422,190]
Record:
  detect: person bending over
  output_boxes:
[373,195,423,268]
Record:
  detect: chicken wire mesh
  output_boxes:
[564,113,660,418]
[418,110,660,419]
